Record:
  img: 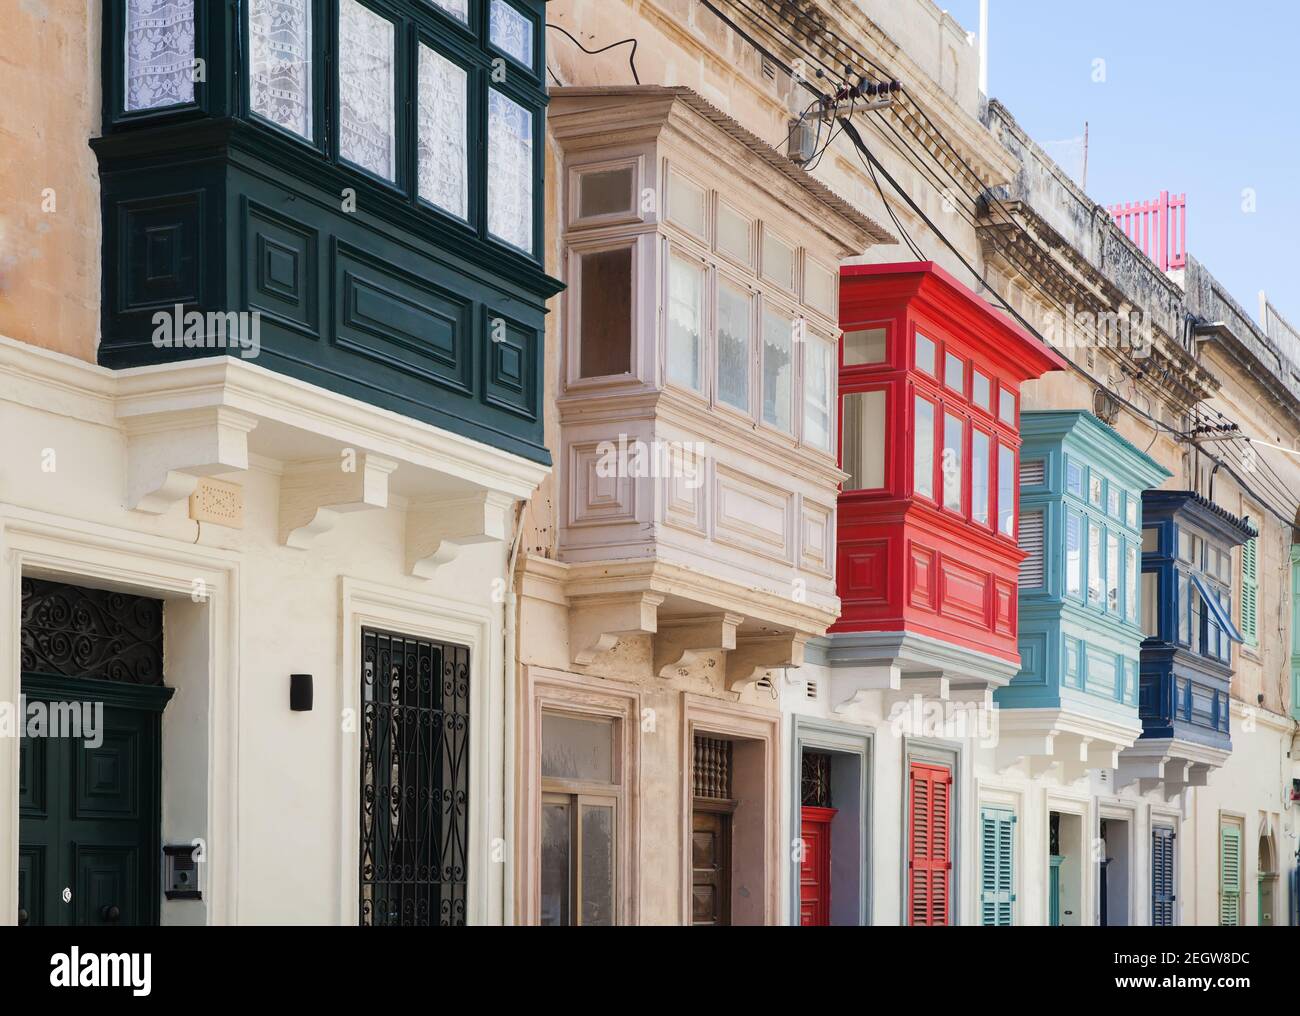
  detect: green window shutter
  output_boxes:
[1152,828,1176,926]
[979,807,1015,926]
[1241,538,1258,646]
[1220,824,1241,926]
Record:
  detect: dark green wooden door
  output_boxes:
[18,677,170,927]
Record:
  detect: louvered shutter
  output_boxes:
[909,762,952,926]
[1241,538,1258,646]
[1152,828,1175,926]
[1019,510,1045,588]
[1219,825,1241,926]
[1020,459,1045,487]
[980,807,1016,926]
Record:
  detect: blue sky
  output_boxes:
[940,0,1299,320]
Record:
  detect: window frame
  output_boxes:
[243,0,325,150]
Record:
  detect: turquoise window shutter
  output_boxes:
[1241,537,1258,646]
[979,807,1015,926]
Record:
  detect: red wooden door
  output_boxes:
[909,762,952,926]
[800,805,837,926]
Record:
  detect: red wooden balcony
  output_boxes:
[833,263,1066,676]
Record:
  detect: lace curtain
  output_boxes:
[125,0,196,111]
[431,0,470,24]
[338,0,396,180]
[489,0,534,68]
[250,0,312,139]
[417,46,469,219]
[487,90,534,253]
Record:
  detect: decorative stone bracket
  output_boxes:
[569,592,665,667]
[124,407,258,514]
[725,633,808,693]
[278,454,400,549]
[406,492,515,579]
[1116,756,1213,800]
[653,613,744,679]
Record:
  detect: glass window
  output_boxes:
[1141,571,1158,638]
[417,44,468,218]
[762,309,794,431]
[1142,526,1159,553]
[1126,495,1139,529]
[804,337,834,452]
[540,798,572,926]
[125,0,197,112]
[1126,543,1139,623]
[487,88,535,252]
[339,0,396,180]
[843,328,886,365]
[579,802,615,925]
[541,714,614,781]
[998,444,1016,536]
[666,254,704,391]
[972,371,991,412]
[1089,473,1103,506]
[762,231,795,290]
[578,167,635,219]
[1066,512,1082,598]
[913,396,935,498]
[972,430,991,526]
[577,247,633,378]
[1177,572,1191,644]
[843,390,886,490]
[1108,487,1121,518]
[489,0,534,69]
[998,388,1016,425]
[1066,461,1083,497]
[1107,532,1120,613]
[716,204,751,265]
[942,413,964,513]
[1088,520,1103,605]
[430,0,469,22]
[805,262,837,317]
[250,0,312,139]
[915,333,936,375]
[945,353,965,393]
[667,172,706,237]
[716,282,751,411]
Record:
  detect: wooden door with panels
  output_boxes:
[691,734,735,926]
[799,750,836,926]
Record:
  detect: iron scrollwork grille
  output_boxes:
[801,751,833,808]
[20,577,164,685]
[360,629,470,926]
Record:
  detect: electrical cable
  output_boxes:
[545,23,640,85]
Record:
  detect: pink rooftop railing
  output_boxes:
[1108,191,1186,272]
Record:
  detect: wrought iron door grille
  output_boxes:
[20,577,164,685]
[693,735,733,799]
[801,751,833,808]
[360,629,469,927]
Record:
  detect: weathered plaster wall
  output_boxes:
[0,1,101,362]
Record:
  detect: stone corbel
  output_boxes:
[1115,757,1165,791]
[278,454,400,549]
[124,407,258,514]
[994,732,1057,774]
[569,592,664,667]
[726,632,808,693]
[406,492,515,579]
[830,664,901,715]
[653,613,744,679]
[1055,735,1095,784]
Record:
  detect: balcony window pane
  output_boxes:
[804,337,834,452]
[717,282,751,411]
[972,370,991,411]
[942,413,964,512]
[805,262,837,317]
[1089,473,1103,506]
[667,173,706,237]
[762,309,794,431]
[430,0,469,22]
[250,0,312,139]
[1107,532,1120,613]
[1127,497,1139,529]
[1066,460,1083,497]
[490,0,534,69]
[1142,526,1159,553]
[998,444,1016,536]
[945,352,964,393]
[999,388,1017,425]
[541,714,614,782]
[1142,571,1158,637]
[125,0,196,111]
[972,430,990,525]
[915,333,936,375]
[578,167,635,219]
[488,89,535,252]
[578,248,633,378]
[1088,520,1102,604]
[1066,512,1082,598]
[540,801,571,926]
[913,397,935,499]
[762,232,795,290]
[1126,543,1139,623]
[667,255,704,391]
[843,390,886,490]
[1177,573,1191,644]
[417,45,468,218]
[844,327,886,365]
[339,0,396,180]
[1108,487,1121,518]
